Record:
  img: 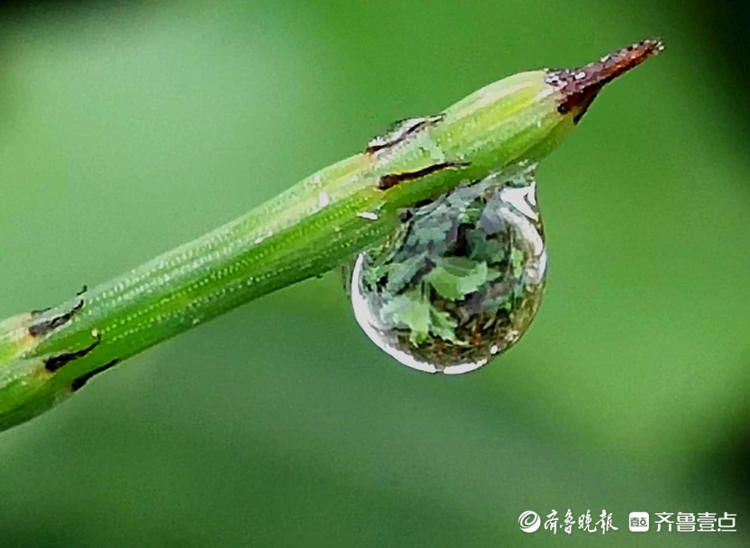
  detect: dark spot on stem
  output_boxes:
[546,38,664,123]
[29,299,84,337]
[71,359,119,391]
[44,332,101,372]
[366,114,444,154]
[378,161,470,190]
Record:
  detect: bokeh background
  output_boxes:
[0,1,748,546]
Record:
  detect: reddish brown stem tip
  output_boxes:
[546,38,664,123]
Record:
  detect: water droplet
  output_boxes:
[349,168,547,374]
[357,211,379,221]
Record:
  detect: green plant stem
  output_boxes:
[0,39,662,431]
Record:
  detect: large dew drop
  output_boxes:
[350,169,547,374]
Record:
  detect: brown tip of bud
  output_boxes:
[546,38,664,123]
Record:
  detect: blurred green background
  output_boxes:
[0,1,747,546]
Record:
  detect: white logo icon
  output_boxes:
[629,512,650,532]
[519,511,541,533]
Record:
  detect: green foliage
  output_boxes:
[380,287,458,345]
[427,257,494,300]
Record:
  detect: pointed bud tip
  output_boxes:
[546,38,664,123]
